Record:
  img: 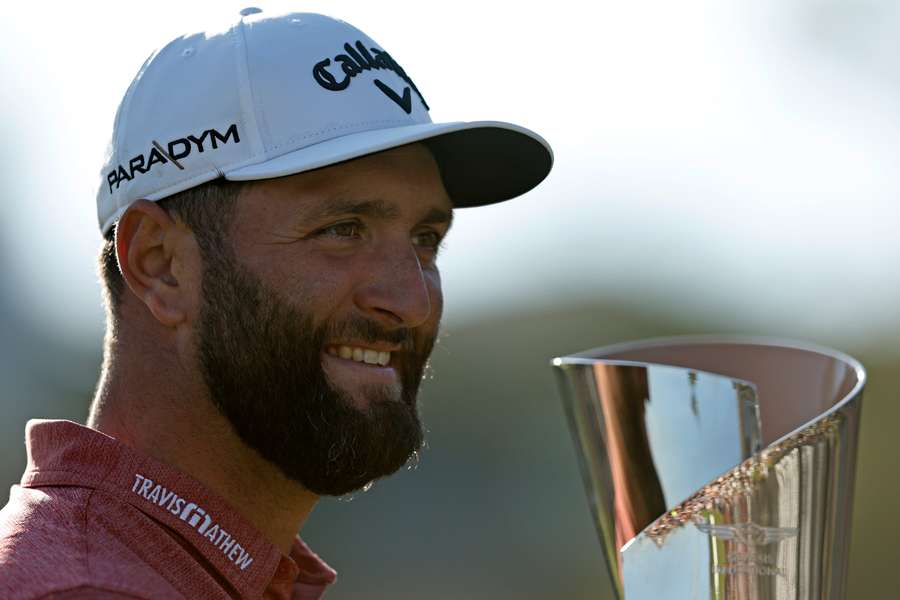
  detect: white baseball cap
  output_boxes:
[97,7,553,234]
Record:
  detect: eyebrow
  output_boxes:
[419,207,454,228]
[307,198,453,229]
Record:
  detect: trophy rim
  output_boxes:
[550,334,866,449]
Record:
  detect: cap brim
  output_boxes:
[225,121,552,207]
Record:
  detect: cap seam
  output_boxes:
[264,118,412,153]
[232,18,266,158]
[109,48,158,220]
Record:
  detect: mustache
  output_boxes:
[324,315,415,348]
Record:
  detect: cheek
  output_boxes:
[261,252,355,308]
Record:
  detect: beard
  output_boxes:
[195,247,433,496]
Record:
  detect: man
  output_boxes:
[0,8,551,599]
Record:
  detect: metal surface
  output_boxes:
[552,337,864,599]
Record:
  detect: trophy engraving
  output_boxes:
[694,523,799,547]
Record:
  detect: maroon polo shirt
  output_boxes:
[0,420,336,599]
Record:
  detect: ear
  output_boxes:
[116,200,194,327]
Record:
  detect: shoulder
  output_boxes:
[0,485,178,600]
[0,484,92,597]
[36,586,150,599]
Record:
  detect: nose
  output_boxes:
[354,240,435,329]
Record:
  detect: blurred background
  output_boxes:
[2,0,898,598]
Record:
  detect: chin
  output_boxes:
[321,353,404,409]
[346,383,405,412]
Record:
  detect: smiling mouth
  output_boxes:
[324,344,392,367]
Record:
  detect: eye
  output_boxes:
[413,230,444,252]
[318,221,363,239]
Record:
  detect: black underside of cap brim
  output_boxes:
[424,126,552,208]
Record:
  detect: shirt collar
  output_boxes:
[20,419,336,599]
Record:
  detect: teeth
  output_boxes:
[332,345,392,366]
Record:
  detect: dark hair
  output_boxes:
[98,178,245,322]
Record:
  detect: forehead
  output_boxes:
[236,143,453,226]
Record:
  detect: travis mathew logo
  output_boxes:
[106,123,240,194]
[131,473,254,571]
[312,40,429,115]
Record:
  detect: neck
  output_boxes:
[90,329,318,555]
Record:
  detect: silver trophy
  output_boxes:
[552,337,864,599]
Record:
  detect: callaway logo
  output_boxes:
[312,40,429,114]
[106,124,240,193]
[131,473,254,571]
[695,522,798,547]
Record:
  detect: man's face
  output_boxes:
[194,143,452,496]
